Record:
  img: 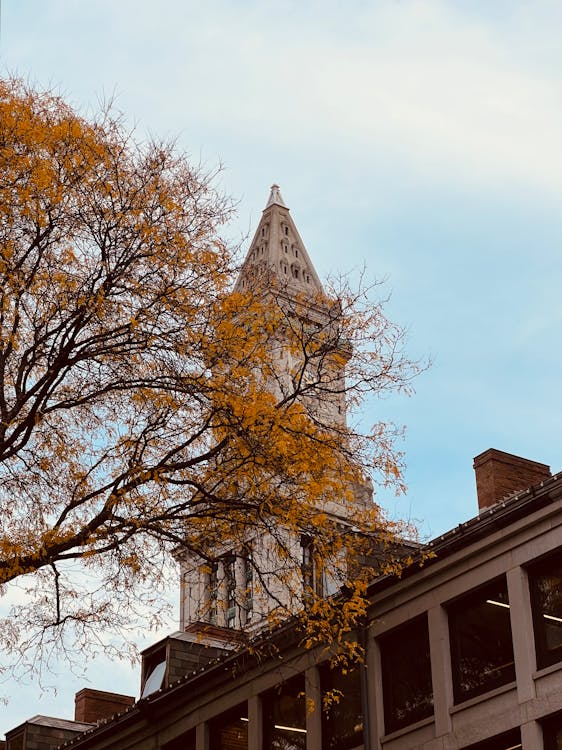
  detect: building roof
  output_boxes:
[6,716,94,737]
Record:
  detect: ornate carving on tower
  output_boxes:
[235,184,325,299]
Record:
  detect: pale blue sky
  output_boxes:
[1,0,562,731]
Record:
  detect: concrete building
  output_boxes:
[3,190,562,750]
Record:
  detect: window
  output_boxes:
[209,703,248,750]
[448,577,515,703]
[225,555,237,628]
[301,536,323,600]
[320,664,363,749]
[162,729,196,750]
[543,711,562,750]
[529,549,562,669]
[243,550,254,622]
[208,561,219,625]
[141,649,167,698]
[379,614,433,733]
[284,226,289,236]
[461,728,521,750]
[262,675,306,750]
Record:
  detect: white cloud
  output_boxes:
[9,1,562,196]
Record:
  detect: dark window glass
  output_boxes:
[209,703,248,750]
[320,664,363,750]
[379,614,433,733]
[462,728,521,750]
[449,577,515,703]
[529,550,562,669]
[544,712,562,750]
[262,675,306,750]
[162,729,196,750]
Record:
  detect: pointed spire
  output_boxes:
[235,185,324,298]
[265,184,286,208]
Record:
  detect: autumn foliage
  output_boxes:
[0,78,421,680]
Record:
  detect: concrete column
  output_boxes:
[196,722,209,750]
[428,605,454,736]
[248,695,262,750]
[507,566,536,703]
[367,633,384,750]
[521,719,542,749]
[306,665,322,750]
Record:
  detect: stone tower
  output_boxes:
[178,186,359,639]
[235,184,347,427]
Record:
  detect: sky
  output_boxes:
[1,0,562,732]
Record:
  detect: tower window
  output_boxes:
[208,561,219,625]
[225,556,236,629]
[284,226,289,236]
[261,227,266,237]
[243,550,254,622]
[294,248,298,257]
[301,536,323,601]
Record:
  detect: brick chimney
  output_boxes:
[74,688,135,724]
[473,448,551,511]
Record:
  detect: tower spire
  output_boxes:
[265,184,286,208]
[235,185,324,297]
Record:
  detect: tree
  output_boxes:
[0,78,422,682]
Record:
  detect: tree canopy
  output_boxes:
[0,78,422,682]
